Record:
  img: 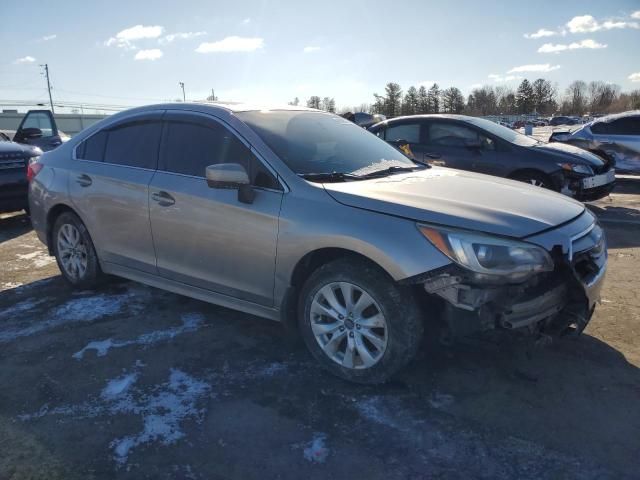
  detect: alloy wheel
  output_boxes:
[57,223,88,280]
[310,281,388,369]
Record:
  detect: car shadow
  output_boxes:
[0,212,32,244]
[392,328,640,476]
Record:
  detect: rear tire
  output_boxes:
[298,257,423,384]
[52,211,104,289]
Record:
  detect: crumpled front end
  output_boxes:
[411,211,607,340]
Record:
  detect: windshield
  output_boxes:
[464,117,540,147]
[236,110,418,177]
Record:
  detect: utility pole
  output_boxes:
[178,82,185,102]
[41,63,54,113]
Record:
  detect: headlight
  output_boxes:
[558,163,593,176]
[418,225,553,280]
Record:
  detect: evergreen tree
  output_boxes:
[402,86,419,115]
[427,83,441,113]
[306,96,321,109]
[516,79,535,114]
[383,82,403,117]
[417,86,429,114]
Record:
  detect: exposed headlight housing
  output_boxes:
[558,163,593,176]
[418,225,554,281]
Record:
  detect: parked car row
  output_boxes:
[27,103,607,383]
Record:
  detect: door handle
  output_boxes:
[76,174,92,187]
[424,153,441,159]
[151,191,175,207]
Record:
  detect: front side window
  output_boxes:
[236,110,416,176]
[104,121,162,169]
[427,122,495,150]
[161,119,280,189]
[384,123,421,144]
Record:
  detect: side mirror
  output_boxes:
[205,163,255,204]
[21,127,43,140]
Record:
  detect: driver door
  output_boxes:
[421,120,505,176]
[13,110,63,151]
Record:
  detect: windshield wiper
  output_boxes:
[298,171,363,182]
[358,164,427,178]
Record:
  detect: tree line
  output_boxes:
[293,79,640,118]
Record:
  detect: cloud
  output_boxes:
[195,36,264,53]
[566,14,639,33]
[242,18,251,24]
[303,46,321,53]
[42,34,57,41]
[632,11,640,20]
[629,72,640,83]
[105,25,164,49]
[134,49,163,61]
[159,31,206,44]
[538,38,607,53]
[508,64,561,73]
[524,28,556,39]
[469,83,484,89]
[488,74,523,83]
[14,56,35,64]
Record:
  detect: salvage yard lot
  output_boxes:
[1,181,640,479]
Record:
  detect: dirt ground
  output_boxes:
[1,180,639,480]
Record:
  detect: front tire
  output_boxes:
[512,171,553,189]
[298,257,423,384]
[52,211,104,289]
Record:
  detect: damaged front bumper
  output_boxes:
[415,211,607,339]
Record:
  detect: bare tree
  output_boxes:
[321,97,336,112]
[441,87,465,113]
[563,81,588,115]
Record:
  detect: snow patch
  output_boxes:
[16,251,56,268]
[303,433,329,463]
[19,366,211,467]
[0,287,149,343]
[73,312,205,359]
[102,373,138,399]
[0,281,23,291]
[109,369,211,466]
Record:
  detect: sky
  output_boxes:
[1,0,639,112]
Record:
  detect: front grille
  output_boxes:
[0,153,27,170]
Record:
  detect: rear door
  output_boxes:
[421,120,506,175]
[379,120,434,163]
[68,112,163,273]
[13,110,62,151]
[148,111,283,306]
[591,115,640,173]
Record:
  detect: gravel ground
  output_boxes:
[1,181,639,479]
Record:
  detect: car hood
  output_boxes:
[323,167,585,238]
[532,141,604,167]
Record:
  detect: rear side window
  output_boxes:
[76,131,108,161]
[161,119,280,189]
[593,117,640,135]
[384,123,421,144]
[104,121,162,169]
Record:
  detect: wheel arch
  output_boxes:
[279,247,395,335]
[45,203,80,255]
[508,168,558,189]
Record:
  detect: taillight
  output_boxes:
[27,161,43,182]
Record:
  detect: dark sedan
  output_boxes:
[368,114,615,201]
[0,136,42,214]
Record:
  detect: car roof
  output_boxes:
[591,110,640,124]
[369,114,481,130]
[115,101,317,115]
